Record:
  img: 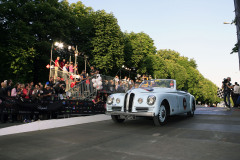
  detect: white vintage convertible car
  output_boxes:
[106,79,196,125]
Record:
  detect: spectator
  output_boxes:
[59,84,65,100]
[90,66,95,76]
[222,77,233,109]
[80,70,87,81]
[69,62,74,73]
[63,64,68,80]
[114,75,119,87]
[38,85,44,99]
[95,70,100,78]
[60,59,65,70]
[6,80,13,96]
[29,81,34,90]
[11,83,20,97]
[38,82,43,88]
[103,80,109,91]
[54,83,61,100]
[21,84,30,99]
[233,82,240,107]
[129,79,135,89]
[31,85,40,100]
[43,85,53,100]
[149,75,152,80]
[66,61,69,70]
[116,81,125,93]
[48,77,55,87]
[54,57,60,81]
[0,81,7,97]
[122,76,127,84]
[109,80,115,92]
[142,74,148,81]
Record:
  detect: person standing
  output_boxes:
[69,62,74,74]
[6,80,13,96]
[90,66,95,76]
[80,70,87,81]
[11,83,20,97]
[0,82,7,97]
[233,82,240,107]
[60,59,65,70]
[222,77,233,110]
[54,57,60,81]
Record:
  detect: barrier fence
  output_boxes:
[0,96,106,123]
[69,74,141,100]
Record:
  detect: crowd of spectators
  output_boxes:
[0,79,65,101]
[0,56,153,101]
[0,73,152,102]
[221,77,240,109]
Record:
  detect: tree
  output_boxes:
[91,10,125,74]
[154,49,220,103]
[123,32,156,74]
[0,0,93,82]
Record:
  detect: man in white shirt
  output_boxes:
[233,82,240,107]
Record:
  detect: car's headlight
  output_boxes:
[147,95,156,105]
[138,98,143,104]
[116,98,120,104]
[107,96,114,105]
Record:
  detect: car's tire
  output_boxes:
[111,115,125,123]
[153,104,168,126]
[187,100,195,117]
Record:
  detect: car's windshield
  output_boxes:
[139,79,175,89]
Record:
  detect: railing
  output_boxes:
[49,67,141,100]
[68,74,141,100]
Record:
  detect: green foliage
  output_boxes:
[91,10,124,74]
[230,42,238,54]
[9,48,36,82]
[150,49,220,103]
[123,32,156,74]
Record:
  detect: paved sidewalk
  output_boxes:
[0,114,111,136]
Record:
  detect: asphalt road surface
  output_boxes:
[0,106,240,160]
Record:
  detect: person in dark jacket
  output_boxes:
[222,77,234,110]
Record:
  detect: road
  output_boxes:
[0,106,240,160]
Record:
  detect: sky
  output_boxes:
[68,0,239,87]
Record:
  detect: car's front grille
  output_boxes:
[123,92,135,112]
[128,93,135,112]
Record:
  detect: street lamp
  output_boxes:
[58,43,64,49]
[74,46,78,75]
[68,46,72,63]
[223,22,232,24]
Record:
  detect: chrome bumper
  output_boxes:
[105,111,155,117]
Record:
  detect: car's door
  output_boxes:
[177,91,190,113]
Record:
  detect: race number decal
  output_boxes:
[183,98,187,110]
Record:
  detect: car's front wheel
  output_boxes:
[111,115,125,123]
[153,104,168,126]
